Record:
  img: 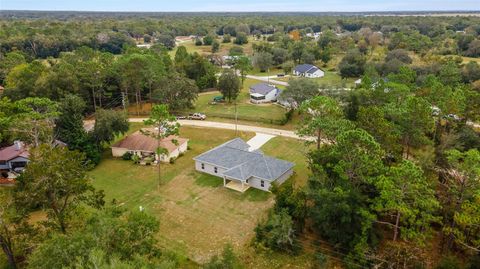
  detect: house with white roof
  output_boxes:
[193,138,294,192]
[293,64,324,78]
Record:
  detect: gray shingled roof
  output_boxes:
[249,83,280,96]
[193,138,294,182]
[294,64,320,74]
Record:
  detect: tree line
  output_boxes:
[254,60,480,268]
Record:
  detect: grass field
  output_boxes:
[89,124,310,265]
[181,78,289,124]
[170,36,260,58]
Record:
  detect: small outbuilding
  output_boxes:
[112,129,188,163]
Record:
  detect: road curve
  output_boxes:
[128,118,307,140]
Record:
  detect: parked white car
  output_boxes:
[188,113,207,120]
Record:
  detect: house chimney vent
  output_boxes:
[14,140,22,150]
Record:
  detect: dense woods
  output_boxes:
[0,11,480,268]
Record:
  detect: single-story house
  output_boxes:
[249,83,282,104]
[0,141,29,172]
[193,138,294,192]
[293,64,324,78]
[112,129,188,163]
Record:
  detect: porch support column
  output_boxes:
[241,181,244,191]
[223,176,226,186]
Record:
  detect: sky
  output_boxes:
[1,0,479,12]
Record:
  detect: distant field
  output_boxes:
[170,36,260,57]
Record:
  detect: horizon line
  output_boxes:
[2,9,480,13]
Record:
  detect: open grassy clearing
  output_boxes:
[170,36,260,57]
[89,124,310,265]
[181,78,289,124]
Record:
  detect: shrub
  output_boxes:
[436,255,462,269]
[169,157,176,164]
[1,171,8,178]
[203,244,241,269]
[255,209,300,254]
[131,154,140,164]
[222,34,231,43]
[234,32,248,45]
[144,157,154,165]
[178,152,184,157]
[122,152,133,160]
[280,109,294,125]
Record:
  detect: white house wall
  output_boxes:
[275,168,294,185]
[111,147,129,158]
[112,141,188,163]
[247,177,271,191]
[195,161,226,177]
[265,89,279,102]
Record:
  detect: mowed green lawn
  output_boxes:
[89,124,309,265]
[183,78,288,124]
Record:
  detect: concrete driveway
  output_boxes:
[246,133,276,151]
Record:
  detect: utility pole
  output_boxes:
[121,92,127,112]
[267,67,270,84]
[235,100,238,137]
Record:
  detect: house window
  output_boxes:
[201,163,205,170]
[214,167,218,173]
[260,180,264,187]
[0,160,6,165]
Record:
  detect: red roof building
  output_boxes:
[0,141,30,171]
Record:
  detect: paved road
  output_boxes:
[219,69,289,86]
[245,75,289,86]
[128,118,309,140]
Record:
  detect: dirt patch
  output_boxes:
[153,170,274,263]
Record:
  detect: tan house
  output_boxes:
[112,129,188,163]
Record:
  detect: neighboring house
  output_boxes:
[306,32,321,39]
[293,64,324,78]
[193,138,294,192]
[249,83,282,104]
[112,129,188,163]
[0,141,29,172]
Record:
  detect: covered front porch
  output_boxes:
[223,177,250,193]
